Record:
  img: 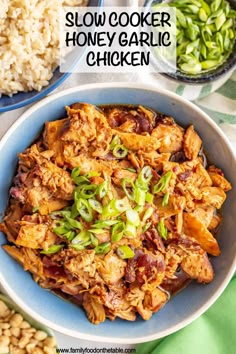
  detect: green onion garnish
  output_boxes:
[162,192,170,207]
[88,199,103,214]
[137,166,153,188]
[145,192,154,204]
[122,178,135,200]
[40,244,63,254]
[92,220,119,228]
[154,171,172,194]
[126,168,136,173]
[112,145,128,159]
[79,185,97,199]
[95,242,111,254]
[116,245,134,259]
[124,223,137,238]
[143,207,154,222]
[112,222,125,242]
[142,222,152,233]
[126,210,140,227]
[76,199,93,222]
[32,206,39,213]
[110,135,121,150]
[71,230,91,245]
[134,187,146,206]
[97,180,109,199]
[157,219,168,240]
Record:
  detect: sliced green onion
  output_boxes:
[112,145,128,159]
[114,198,131,213]
[71,167,80,184]
[85,171,101,178]
[71,230,91,245]
[70,203,79,219]
[122,178,135,200]
[90,234,99,247]
[64,216,82,230]
[143,207,154,222]
[97,180,109,199]
[157,219,168,240]
[53,222,71,236]
[88,199,103,214]
[64,230,76,241]
[145,192,154,204]
[134,187,146,206]
[162,192,170,207]
[79,185,97,199]
[124,223,137,238]
[137,166,153,187]
[102,200,118,218]
[116,245,134,259]
[112,222,125,242]
[126,168,136,173]
[92,220,119,228]
[88,229,106,234]
[76,199,93,222]
[110,135,121,150]
[126,210,140,227]
[95,242,111,254]
[40,244,63,254]
[142,222,152,233]
[70,244,86,251]
[134,205,144,213]
[154,171,172,194]
[32,206,39,213]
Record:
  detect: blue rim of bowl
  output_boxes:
[145,0,236,84]
[0,0,104,113]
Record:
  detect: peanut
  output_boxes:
[34,330,48,341]
[0,299,57,352]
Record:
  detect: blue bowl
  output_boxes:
[0,0,103,113]
[0,83,236,343]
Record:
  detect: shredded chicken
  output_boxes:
[0,102,231,325]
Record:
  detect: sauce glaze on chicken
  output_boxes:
[0,103,232,324]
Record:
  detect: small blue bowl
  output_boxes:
[0,0,103,113]
[0,83,236,343]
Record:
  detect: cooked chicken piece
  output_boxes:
[112,168,137,186]
[183,213,220,256]
[181,252,214,283]
[62,103,113,157]
[139,151,170,169]
[113,130,160,152]
[201,186,226,209]
[66,154,118,175]
[126,287,152,320]
[208,214,222,231]
[15,222,57,250]
[44,118,67,166]
[38,198,69,215]
[65,250,96,279]
[193,206,215,228]
[83,293,106,325]
[2,245,24,265]
[138,105,156,127]
[118,119,137,132]
[183,125,202,160]
[128,153,143,169]
[125,248,166,290]
[175,212,183,234]
[3,245,44,278]
[96,252,126,285]
[143,288,168,312]
[151,123,184,153]
[208,166,232,192]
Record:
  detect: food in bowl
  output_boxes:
[0,0,88,97]
[0,294,57,353]
[164,0,236,74]
[0,102,232,325]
